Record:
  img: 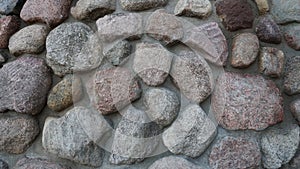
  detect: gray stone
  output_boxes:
[284,23,300,51]
[163,104,217,157]
[0,0,24,14]
[270,0,300,24]
[261,125,300,169]
[289,149,300,169]
[174,0,212,18]
[258,47,284,78]
[0,51,8,67]
[254,0,269,14]
[256,16,282,44]
[0,15,20,48]
[284,56,300,95]
[148,156,202,169]
[104,40,131,66]
[133,42,173,86]
[120,0,168,11]
[0,159,8,169]
[290,99,300,124]
[14,157,71,169]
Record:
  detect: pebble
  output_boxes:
[211,72,283,130]
[283,56,300,95]
[14,157,71,169]
[148,156,202,169]
[0,0,24,14]
[258,47,284,77]
[163,104,217,157]
[0,15,20,48]
[270,0,300,24]
[290,99,300,124]
[256,16,282,44]
[104,40,132,66]
[231,33,259,68]
[174,0,212,18]
[120,0,168,11]
[0,159,8,169]
[254,0,269,14]
[284,23,300,51]
[133,42,173,86]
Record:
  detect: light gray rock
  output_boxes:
[290,99,300,124]
[14,157,71,169]
[120,0,168,11]
[258,47,284,77]
[283,56,300,95]
[0,0,24,14]
[174,0,212,18]
[270,0,300,24]
[148,156,202,169]
[104,40,131,66]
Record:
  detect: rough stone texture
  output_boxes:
[0,15,20,48]
[14,157,71,169]
[183,22,228,66]
[0,56,52,115]
[20,0,72,27]
[284,23,300,51]
[46,22,103,77]
[120,0,168,11]
[216,0,254,31]
[174,0,212,18]
[104,40,131,66]
[211,72,283,130]
[290,99,300,124]
[209,137,261,169]
[163,104,217,157]
[96,13,143,42]
[146,9,183,46]
[0,113,39,154]
[231,33,259,68]
[254,0,269,14]
[258,47,284,77]
[170,50,213,104]
[133,42,173,86]
[270,0,300,24]
[256,16,282,44]
[0,0,24,14]
[47,75,83,112]
[143,87,180,126]
[261,125,300,169]
[71,0,116,20]
[0,159,8,169]
[284,56,300,95]
[9,24,49,56]
[289,149,300,169]
[148,156,202,169]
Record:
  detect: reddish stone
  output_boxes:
[256,16,282,44]
[284,24,300,51]
[0,15,20,48]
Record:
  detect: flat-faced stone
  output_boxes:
[174,0,212,18]
[120,0,168,11]
[163,104,217,157]
[104,40,132,66]
[14,157,71,169]
[270,0,300,24]
[209,137,261,169]
[216,0,254,31]
[211,72,283,130]
[0,15,20,48]
[256,16,282,44]
[0,56,52,115]
[291,99,300,124]
[0,159,8,169]
[0,0,25,14]
[148,156,202,169]
[231,33,259,68]
[284,23,300,51]
[258,47,284,77]
[284,56,300,95]
[133,42,173,86]
[254,0,269,14]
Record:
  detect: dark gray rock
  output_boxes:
[256,16,282,44]
[174,0,212,18]
[120,0,168,11]
[288,148,300,169]
[14,157,71,169]
[290,99,300,124]
[0,15,20,48]
[284,56,300,95]
[0,51,9,67]
[284,23,300,51]
[258,47,284,77]
[104,40,131,66]
[0,159,8,169]
[148,156,202,169]
[270,0,300,24]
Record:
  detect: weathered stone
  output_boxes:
[0,159,8,169]
[261,125,300,169]
[209,137,261,169]
[20,0,72,27]
[104,40,131,66]
[284,23,300,51]
[183,22,228,66]
[284,56,300,95]
[146,9,183,46]
[170,50,213,103]
[231,33,259,68]
[120,0,168,11]
[163,104,217,157]
[143,88,180,126]
[0,56,52,115]
[0,51,9,67]
[0,113,39,154]
[270,0,300,24]
[289,149,300,169]
[258,47,284,77]
[47,75,83,112]
[211,72,283,130]
[254,0,269,14]
[133,42,173,86]
[148,156,202,169]
[0,0,25,14]
[9,24,49,56]
[96,13,143,42]
[71,0,116,20]
[0,15,20,48]
[256,16,282,44]
[14,157,71,169]
[290,99,300,124]
[216,0,254,31]
[174,0,212,18]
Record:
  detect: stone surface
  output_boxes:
[0,0,24,14]
[0,15,20,48]
[104,40,131,66]
[163,104,217,157]
[14,157,71,169]
[9,24,49,56]
[0,113,39,154]
[283,56,300,95]
[120,0,168,11]
[20,0,72,27]
[270,0,300,24]
[0,51,8,67]
[148,156,202,169]
[0,56,52,115]
[284,23,300,51]
[261,125,300,169]
[96,13,143,42]
[0,159,8,169]
[170,50,213,103]
[211,72,283,130]
[183,22,228,66]
[216,0,254,31]
[256,16,282,44]
[290,99,300,124]
[258,47,284,77]
[289,149,300,169]
[47,75,83,112]
[174,0,212,18]
[46,22,103,77]
[143,87,180,126]
[133,42,173,86]
[231,33,259,68]
[255,0,269,14]
[209,137,261,169]
[146,9,183,46]
[71,0,116,20]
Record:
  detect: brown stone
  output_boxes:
[258,47,284,77]
[254,0,269,14]
[14,157,71,169]
[284,56,300,95]
[256,16,282,44]
[0,15,20,48]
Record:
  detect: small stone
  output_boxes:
[290,99,300,124]
[148,156,202,169]
[120,0,168,11]
[9,24,49,56]
[270,0,300,24]
[146,9,183,46]
[231,33,259,68]
[104,40,132,66]
[261,125,300,169]
[0,15,20,48]
[254,0,269,14]
[0,0,25,14]
[0,56,52,115]
[96,13,143,42]
[174,0,212,18]
[20,0,72,27]
[284,56,300,95]
[71,0,116,20]
[133,42,173,86]
[14,157,71,169]
[143,87,180,126]
[216,0,254,31]
[211,72,283,130]
[0,159,8,169]
[258,47,284,77]
[47,75,83,112]
[0,113,39,154]
[209,137,261,169]
[284,23,300,51]
[256,16,282,44]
